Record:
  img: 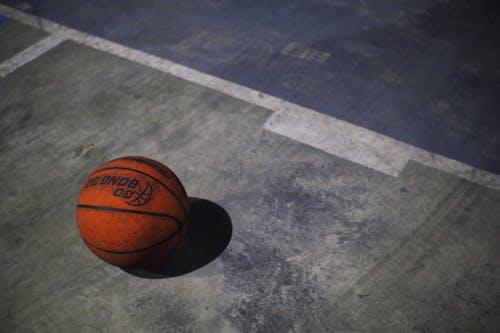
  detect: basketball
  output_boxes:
[76,156,189,267]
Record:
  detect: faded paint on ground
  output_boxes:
[1,21,499,333]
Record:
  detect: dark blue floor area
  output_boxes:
[2,0,500,173]
[0,14,9,23]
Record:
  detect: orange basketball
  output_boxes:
[76,156,189,267]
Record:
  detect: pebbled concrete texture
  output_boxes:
[298,173,500,332]
[1,24,500,333]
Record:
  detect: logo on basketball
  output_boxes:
[84,175,154,206]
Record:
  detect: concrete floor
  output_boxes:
[1,11,500,333]
[2,0,500,173]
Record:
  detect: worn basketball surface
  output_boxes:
[76,156,189,267]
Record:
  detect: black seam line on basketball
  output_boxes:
[175,211,189,248]
[77,204,181,223]
[88,166,187,214]
[81,221,186,254]
[77,204,185,250]
[122,157,189,199]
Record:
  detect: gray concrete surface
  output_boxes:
[0,19,47,62]
[1,21,499,332]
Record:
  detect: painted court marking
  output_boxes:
[281,43,331,64]
[0,4,499,191]
[0,33,66,77]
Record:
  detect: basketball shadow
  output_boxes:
[121,197,232,279]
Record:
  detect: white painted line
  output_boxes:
[0,34,66,77]
[264,109,408,177]
[1,4,499,191]
[264,109,500,190]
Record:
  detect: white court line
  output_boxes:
[0,34,66,77]
[1,4,499,191]
[264,110,500,190]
